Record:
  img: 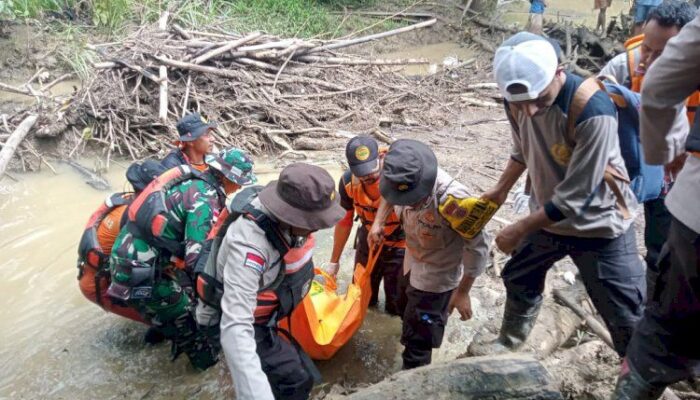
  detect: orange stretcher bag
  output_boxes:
[281,243,384,360]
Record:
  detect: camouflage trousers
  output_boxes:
[109,231,220,370]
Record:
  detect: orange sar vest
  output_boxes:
[625,34,699,124]
[343,151,405,248]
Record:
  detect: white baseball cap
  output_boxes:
[493,34,559,102]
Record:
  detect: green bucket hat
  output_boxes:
[205,147,257,185]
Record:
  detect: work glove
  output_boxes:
[322,262,340,277]
[512,185,530,215]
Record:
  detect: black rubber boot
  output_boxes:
[468,299,542,356]
[144,327,167,345]
[611,364,666,400]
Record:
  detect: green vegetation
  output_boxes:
[0,0,414,38]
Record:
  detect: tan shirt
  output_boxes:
[640,13,700,234]
[395,168,489,293]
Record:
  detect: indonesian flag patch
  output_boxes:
[244,252,265,273]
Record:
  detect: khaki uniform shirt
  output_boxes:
[395,168,489,293]
[640,13,700,234]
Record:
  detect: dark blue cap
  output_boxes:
[176,112,217,142]
[345,136,379,177]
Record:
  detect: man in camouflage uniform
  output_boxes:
[108,147,256,370]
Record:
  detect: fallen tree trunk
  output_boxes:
[0,115,38,177]
[467,295,581,359]
[553,288,613,348]
[552,288,682,400]
[305,18,437,54]
[345,354,563,400]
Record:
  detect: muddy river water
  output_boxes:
[0,157,404,399]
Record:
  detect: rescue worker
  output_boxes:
[468,33,645,358]
[368,139,489,370]
[161,112,215,170]
[599,0,696,291]
[328,136,406,316]
[77,160,166,324]
[214,163,345,400]
[599,0,697,123]
[612,13,700,399]
[107,147,255,370]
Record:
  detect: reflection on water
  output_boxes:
[0,155,402,399]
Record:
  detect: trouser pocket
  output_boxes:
[403,307,446,349]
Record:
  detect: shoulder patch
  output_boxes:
[244,252,265,273]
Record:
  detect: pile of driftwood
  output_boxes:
[545,21,625,75]
[464,16,625,77]
[48,14,484,164]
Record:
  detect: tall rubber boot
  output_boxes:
[468,298,541,356]
[611,363,665,400]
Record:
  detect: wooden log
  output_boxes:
[552,288,682,400]
[469,34,497,53]
[152,55,240,78]
[238,39,296,53]
[0,115,38,177]
[461,95,499,107]
[472,16,518,33]
[235,57,280,72]
[193,32,262,65]
[332,11,435,19]
[86,45,162,83]
[0,81,33,96]
[280,86,365,100]
[466,82,498,89]
[460,0,475,26]
[42,73,75,92]
[552,288,614,348]
[159,66,168,123]
[347,354,563,400]
[304,18,437,54]
[171,23,192,40]
[93,61,118,69]
[297,55,429,65]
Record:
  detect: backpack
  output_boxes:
[570,78,665,203]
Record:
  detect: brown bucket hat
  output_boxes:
[259,163,346,231]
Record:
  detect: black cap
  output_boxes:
[379,139,438,206]
[126,159,167,192]
[176,112,217,142]
[345,136,379,177]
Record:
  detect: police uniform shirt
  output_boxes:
[216,198,283,400]
[395,168,489,294]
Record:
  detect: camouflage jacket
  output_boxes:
[112,177,225,273]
